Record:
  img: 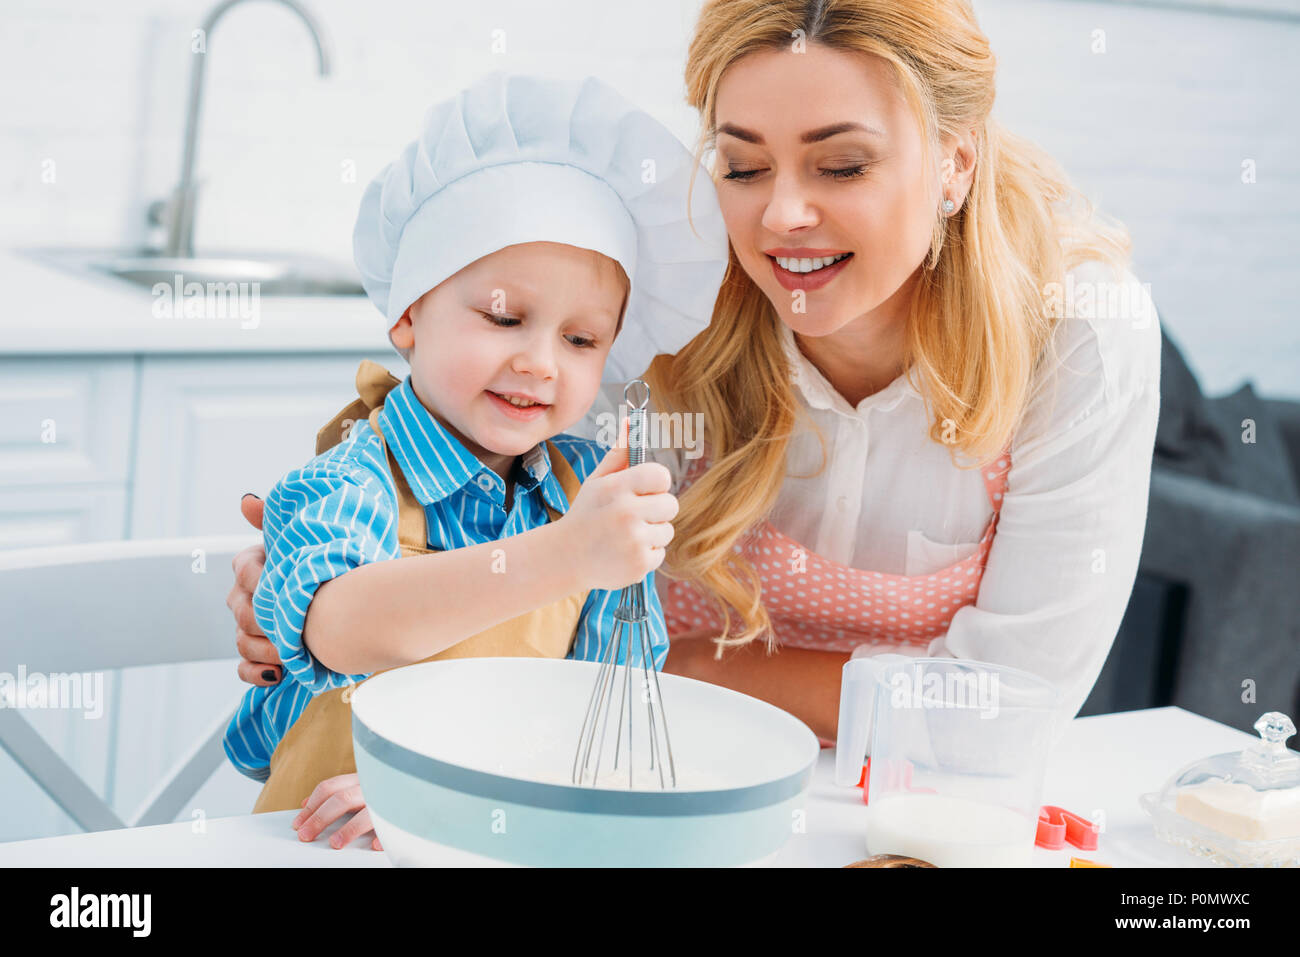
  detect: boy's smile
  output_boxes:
[389,241,628,484]
[484,389,552,420]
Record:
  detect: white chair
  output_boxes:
[0,535,258,832]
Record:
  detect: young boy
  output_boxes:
[221,72,729,834]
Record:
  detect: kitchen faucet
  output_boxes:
[161,0,331,257]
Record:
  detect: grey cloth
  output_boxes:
[1139,327,1300,732]
[1155,332,1300,506]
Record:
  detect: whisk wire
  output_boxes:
[571,379,676,789]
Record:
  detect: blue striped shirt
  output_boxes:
[223,376,669,781]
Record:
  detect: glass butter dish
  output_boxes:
[1140,712,1300,867]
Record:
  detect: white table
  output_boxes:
[0,707,1253,867]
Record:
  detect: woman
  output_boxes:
[229,0,1160,836]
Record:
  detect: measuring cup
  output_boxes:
[836,655,1063,867]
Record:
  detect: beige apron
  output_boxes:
[252,361,589,813]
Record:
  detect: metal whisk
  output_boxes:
[571,379,677,789]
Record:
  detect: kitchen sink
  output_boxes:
[23,247,365,297]
[23,2,352,301]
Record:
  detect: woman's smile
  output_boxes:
[766,248,855,291]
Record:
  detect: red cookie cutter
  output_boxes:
[1036,805,1100,851]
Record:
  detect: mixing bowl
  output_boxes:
[350,658,819,866]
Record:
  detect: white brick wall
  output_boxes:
[976,0,1300,399]
[1,0,1296,394]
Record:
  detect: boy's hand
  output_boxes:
[559,416,678,591]
[229,493,283,686]
[291,773,384,851]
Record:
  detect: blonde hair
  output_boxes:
[644,0,1134,651]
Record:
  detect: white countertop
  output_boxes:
[0,248,391,355]
[0,707,1255,867]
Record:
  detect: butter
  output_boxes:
[1174,780,1300,841]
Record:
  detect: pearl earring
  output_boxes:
[942,197,956,214]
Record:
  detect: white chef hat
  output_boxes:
[353,71,730,383]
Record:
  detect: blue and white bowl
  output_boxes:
[350,658,819,866]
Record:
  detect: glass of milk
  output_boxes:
[838,656,1062,867]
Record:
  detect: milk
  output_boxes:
[866,793,1036,867]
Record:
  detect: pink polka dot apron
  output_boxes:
[661,446,1012,652]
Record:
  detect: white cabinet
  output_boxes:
[0,356,135,487]
[0,352,407,547]
[129,353,405,538]
[0,357,135,548]
[0,486,129,549]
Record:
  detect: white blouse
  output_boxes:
[576,257,1163,724]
